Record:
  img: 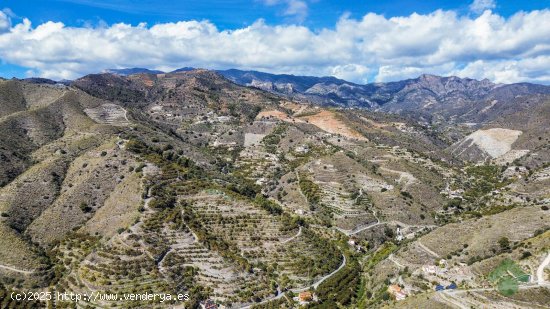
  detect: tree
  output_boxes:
[80,202,92,213]
[498,237,510,250]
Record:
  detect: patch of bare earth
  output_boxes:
[301,110,367,141]
[455,128,522,158]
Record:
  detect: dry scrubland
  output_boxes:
[0,72,549,308]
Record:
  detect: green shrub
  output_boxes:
[299,175,321,206]
[80,202,92,213]
[254,195,283,215]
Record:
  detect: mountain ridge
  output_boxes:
[18,68,550,125]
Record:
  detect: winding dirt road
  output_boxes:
[281,226,302,244]
[0,264,34,274]
[537,251,550,285]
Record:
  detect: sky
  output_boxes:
[0,0,549,84]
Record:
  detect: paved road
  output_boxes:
[334,215,436,237]
[347,222,383,236]
[335,215,381,236]
[240,254,346,309]
[392,220,437,230]
[301,254,346,291]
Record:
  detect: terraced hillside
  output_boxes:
[0,70,549,309]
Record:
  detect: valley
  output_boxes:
[0,69,549,308]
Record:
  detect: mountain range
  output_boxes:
[106,67,550,122]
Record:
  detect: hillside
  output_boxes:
[0,70,548,308]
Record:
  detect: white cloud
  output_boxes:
[0,8,549,84]
[454,56,550,84]
[284,0,308,20]
[261,0,308,21]
[0,11,10,33]
[469,0,496,14]
[330,64,370,83]
[376,63,458,82]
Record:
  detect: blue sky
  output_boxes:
[4,0,548,29]
[1,0,550,83]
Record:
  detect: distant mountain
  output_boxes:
[171,67,196,73]
[217,69,550,124]
[370,74,550,123]
[105,67,377,107]
[219,69,351,91]
[22,77,58,85]
[218,69,376,108]
[106,67,197,76]
[105,67,165,75]
[104,67,550,124]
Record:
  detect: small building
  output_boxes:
[255,177,267,185]
[435,284,445,291]
[446,282,457,290]
[298,291,313,302]
[395,227,404,242]
[217,116,231,123]
[200,300,217,309]
[423,265,438,274]
[387,285,407,301]
[295,145,310,154]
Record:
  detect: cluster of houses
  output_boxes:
[422,259,453,277]
[440,184,464,200]
[422,259,448,275]
[196,111,233,124]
